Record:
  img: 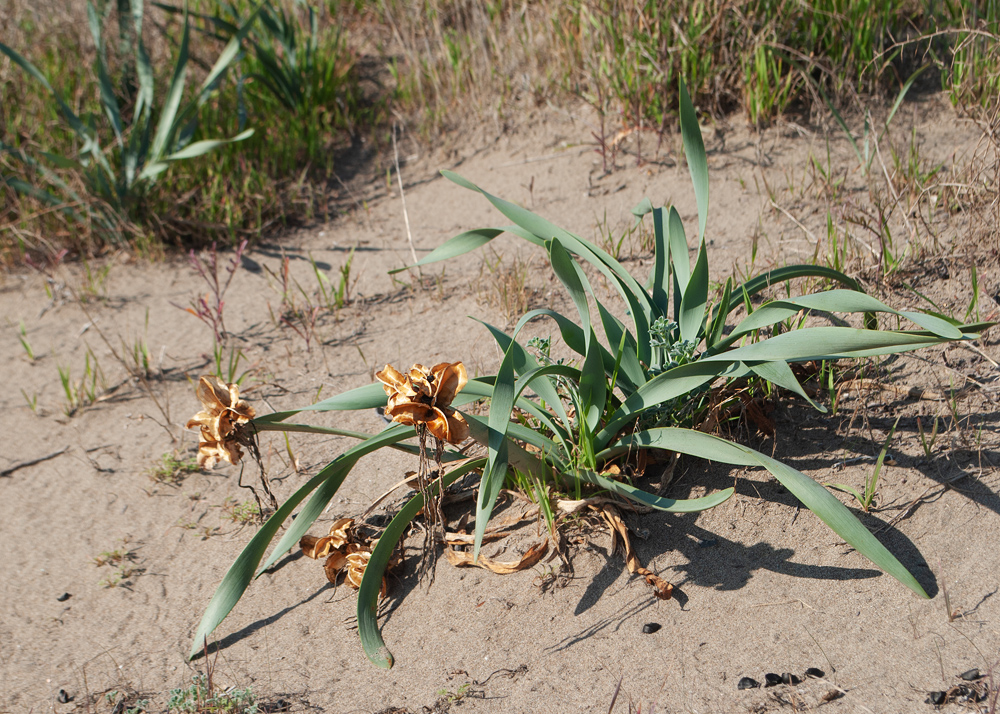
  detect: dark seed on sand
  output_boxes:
[804,667,825,678]
[737,677,760,690]
[641,623,662,634]
[781,672,801,685]
[764,673,783,687]
[959,668,982,681]
[927,691,947,706]
[57,689,71,704]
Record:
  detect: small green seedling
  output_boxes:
[104,690,150,714]
[148,452,200,485]
[221,498,260,524]
[917,416,940,459]
[21,389,38,414]
[94,541,143,588]
[17,321,35,360]
[212,343,248,386]
[827,417,899,513]
[167,673,257,714]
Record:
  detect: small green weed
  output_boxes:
[104,690,150,714]
[148,452,200,485]
[17,320,35,360]
[167,673,258,714]
[94,540,143,588]
[220,498,260,525]
[917,415,940,459]
[310,249,356,311]
[21,389,39,414]
[436,681,477,704]
[57,345,107,415]
[827,417,900,513]
[211,343,249,386]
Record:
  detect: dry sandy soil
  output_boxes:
[2,94,999,714]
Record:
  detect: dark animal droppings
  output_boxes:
[959,668,982,681]
[764,673,783,687]
[641,623,662,634]
[56,592,71,602]
[804,667,825,678]
[926,691,946,706]
[737,677,760,690]
[781,672,801,685]
[57,689,71,704]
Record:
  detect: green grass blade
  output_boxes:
[255,382,386,424]
[594,299,646,391]
[155,128,254,164]
[726,291,963,342]
[358,458,485,668]
[131,0,154,120]
[195,4,262,106]
[481,317,572,433]
[189,425,417,658]
[753,451,926,597]
[707,277,732,348]
[679,78,708,242]
[730,266,864,306]
[388,228,506,274]
[0,42,90,140]
[440,171,656,351]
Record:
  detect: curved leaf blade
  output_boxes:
[679,78,708,242]
[388,228,506,274]
[358,459,485,667]
[600,427,927,597]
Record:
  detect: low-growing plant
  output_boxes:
[220,498,261,525]
[186,80,991,669]
[167,673,257,714]
[826,416,899,513]
[148,452,200,485]
[58,345,107,415]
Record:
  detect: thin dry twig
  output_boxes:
[392,123,419,270]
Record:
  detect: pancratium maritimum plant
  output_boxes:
[188,79,992,670]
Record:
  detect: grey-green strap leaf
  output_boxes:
[358,458,485,667]
[599,426,928,598]
[679,78,708,243]
[387,228,506,274]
